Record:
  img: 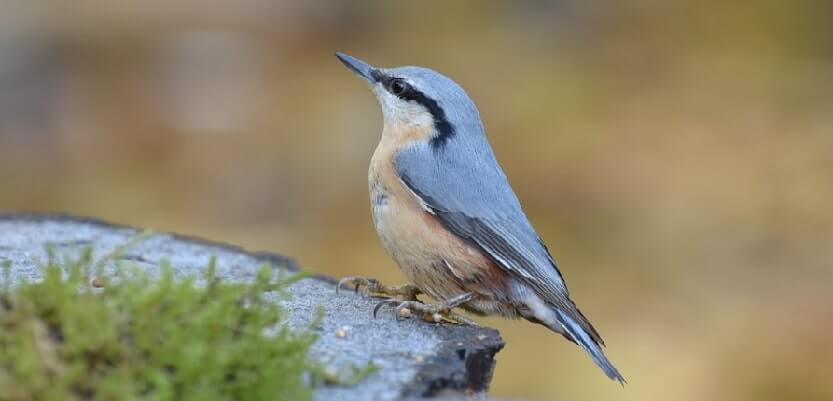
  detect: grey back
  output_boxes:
[388,66,571,303]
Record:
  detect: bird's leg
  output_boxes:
[336,276,422,301]
[374,292,480,326]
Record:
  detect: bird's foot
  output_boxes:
[373,292,480,326]
[336,276,422,301]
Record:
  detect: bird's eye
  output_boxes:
[389,79,410,97]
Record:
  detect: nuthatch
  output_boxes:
[335,52,624,383]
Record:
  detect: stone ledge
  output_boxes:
[0,213,504,400]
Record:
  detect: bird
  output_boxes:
[334,52,624,383]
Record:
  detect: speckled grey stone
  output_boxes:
[0,213,503,400]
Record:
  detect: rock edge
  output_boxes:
[0,212,504,400]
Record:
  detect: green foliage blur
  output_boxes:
[0,247,317,401]
[1,1,831,400]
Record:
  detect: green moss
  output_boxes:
[0,240,320,401]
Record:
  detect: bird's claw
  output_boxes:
[335,276,422,301]
[373,292,480,326]
[336,276,377,296]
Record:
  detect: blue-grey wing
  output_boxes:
[395,138,605,344]
[394,136,570,299]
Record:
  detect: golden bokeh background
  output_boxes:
[2,1,831,400]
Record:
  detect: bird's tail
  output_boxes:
[556,309,626,384]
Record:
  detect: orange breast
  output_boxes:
[367,125,509,304]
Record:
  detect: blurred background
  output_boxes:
[2,1,832,400]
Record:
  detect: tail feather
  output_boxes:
[574,305,605,346]
[556,310,626,384]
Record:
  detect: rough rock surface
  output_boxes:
[0,213,504,400]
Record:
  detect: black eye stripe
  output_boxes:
[371,70,456,149]
[373,73,413,99]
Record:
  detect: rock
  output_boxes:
[0,213,504,400]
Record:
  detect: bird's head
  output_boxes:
[336,52,482,149]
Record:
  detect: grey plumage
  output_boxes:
[393,66,623,383]
[336,53,625,383]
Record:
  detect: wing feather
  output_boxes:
[395,143,604,344]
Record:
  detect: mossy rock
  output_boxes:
[0,248,318,401]
[0,214,504,401]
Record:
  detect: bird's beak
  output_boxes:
[335,52,376,83]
